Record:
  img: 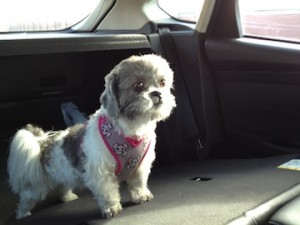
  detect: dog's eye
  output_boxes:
[159,79,166,88]
[134,82,144,92]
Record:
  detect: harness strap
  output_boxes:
[98,116,151,181]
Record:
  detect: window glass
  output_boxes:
[0,0,100,32]
[158,0,205,23]
[238,0,300,43]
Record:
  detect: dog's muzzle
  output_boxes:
[150,91,162,106]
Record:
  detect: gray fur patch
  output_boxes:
[25,124,44,136]
[39,131,62,166]
[62,124,86,172]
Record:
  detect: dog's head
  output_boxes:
[100,54,176,122]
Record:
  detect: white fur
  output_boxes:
[8,130,51,218]
[7,54,175,219]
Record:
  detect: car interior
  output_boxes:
[1,0,300,224]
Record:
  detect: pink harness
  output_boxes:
[98,116,151,181]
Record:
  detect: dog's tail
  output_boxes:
[7,124,49,195]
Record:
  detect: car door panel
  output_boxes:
[0,35,152,130]
[205,37,300,157]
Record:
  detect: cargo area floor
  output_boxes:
[1,154,299,225]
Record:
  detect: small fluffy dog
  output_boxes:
[7,54,176,219]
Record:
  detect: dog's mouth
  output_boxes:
[120,100,162,121]
[119,90,175,121]
[153,99,162,108]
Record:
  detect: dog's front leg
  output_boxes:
[127,164,154,204]
[85,173,122,218]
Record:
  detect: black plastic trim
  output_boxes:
[228,183,300,225]
[205,38,300,68]
[0,33,150,56]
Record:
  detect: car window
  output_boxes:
[0,0,100,32]
[238,0,300,43]
[158,0,205,23]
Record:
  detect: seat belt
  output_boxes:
[158,28,206,159]
[61,102,87,126]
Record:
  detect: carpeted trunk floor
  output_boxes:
[2,154,299,225]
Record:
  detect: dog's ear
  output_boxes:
[100,72,120,118]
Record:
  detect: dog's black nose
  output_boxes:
[150,91,161,98]
[150,91,162,105]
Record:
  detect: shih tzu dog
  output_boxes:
[7,54,176,219]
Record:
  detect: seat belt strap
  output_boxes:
[158,28,206,158]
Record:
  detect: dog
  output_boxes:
[7,54,176,219]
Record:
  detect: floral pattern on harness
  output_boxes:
[126,156,141,169]
[113,143,129,157]
[101,122,113,138]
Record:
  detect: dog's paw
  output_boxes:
[102,202,122,219]
[16,210,32,220]
[130,188,154,204]
[61,191,79,202]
